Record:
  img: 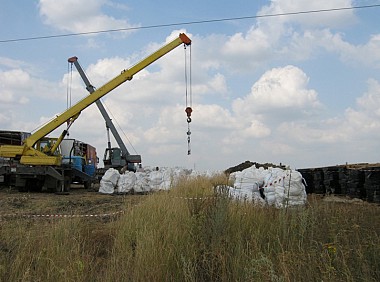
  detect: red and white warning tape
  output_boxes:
[0,210,125,221]
[172,196,217,200]
[264,176,287,188]
[0,196,221,221]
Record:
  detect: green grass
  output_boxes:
[1,174,379,281]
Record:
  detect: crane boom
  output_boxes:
[0,33,191,166]
[68,56,141,165]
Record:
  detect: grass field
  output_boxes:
[0,174,379,281]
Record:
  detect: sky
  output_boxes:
[0,0,380,172]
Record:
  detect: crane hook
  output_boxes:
[185,107,192,123]
[185,107,192,155]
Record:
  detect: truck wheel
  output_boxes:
[28,179,42,192]
[84,181,92,190]
[63,176,71,192]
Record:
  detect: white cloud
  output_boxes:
[356,78,380,115]
[258,0,356,28]
[344,34,380,68]
[221,26,273,70]
[199,0,378,72]
[0,69,31,104]
[0,57,28,69]
[344,79,380,136]
[84,56,133,85]
[215,65,324,154]
[0,91,13,104]
[232,65,321,118]
[259,0,379,68]
[208,73,228,95]
[276,78,380,150]
[0,112,11,124]
[1,68,30,86]
[38,0,139,35]
[143,105,183,143]
[277,121,347,144]
[241,120,271,138]
[288,29,380,68]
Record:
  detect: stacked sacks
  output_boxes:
[146,166,189,191]
[160,167,190,190]
[229,166,265,204]
[98,166,192,194]
[225,185,265,204]
[232,166,266,191]
[225,166,307,208]
[149,168,163,191]
[99,168,141,194]
[225,166,267,205]
[117,171,137,193]
[99,166,307,207]
[160,168,174,190]
[284,170,308,207]
[99,168,120,194]
[262,168,307,208]
[134,171,151,193]
[262,167,287,207]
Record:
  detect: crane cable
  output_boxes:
[66,62,73,109]
[67,59,139,155]
[65,62,74,136]
[78,65,139,155]
[184,44,192,155]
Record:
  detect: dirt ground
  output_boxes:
[0,184,146,218]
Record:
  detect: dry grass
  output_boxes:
[0,175,379,281]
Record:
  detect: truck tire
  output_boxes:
[63,175,71,192]
[84,181,92,190]
[28,179,43,192]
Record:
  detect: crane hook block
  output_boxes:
[185,107,192,123]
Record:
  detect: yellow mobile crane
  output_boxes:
[0,33,191,192]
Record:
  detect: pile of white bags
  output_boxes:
[117,171,137,193]
[134,172,151,193]
[262,168,307,208]
[223,166,307,208]
[98,165,307,208]
[99,168,120,194]
[99,166,190,194]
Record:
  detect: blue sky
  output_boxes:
[0,0,379,171]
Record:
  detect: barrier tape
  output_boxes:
[264,176,287,188]
[0,196,220,221]
[0,210,125,221]
[172,196,217,200]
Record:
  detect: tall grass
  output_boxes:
[0,174,379,281]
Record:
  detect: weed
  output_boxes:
[0,175,379,281]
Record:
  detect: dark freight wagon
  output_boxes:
[298,163,380,203]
